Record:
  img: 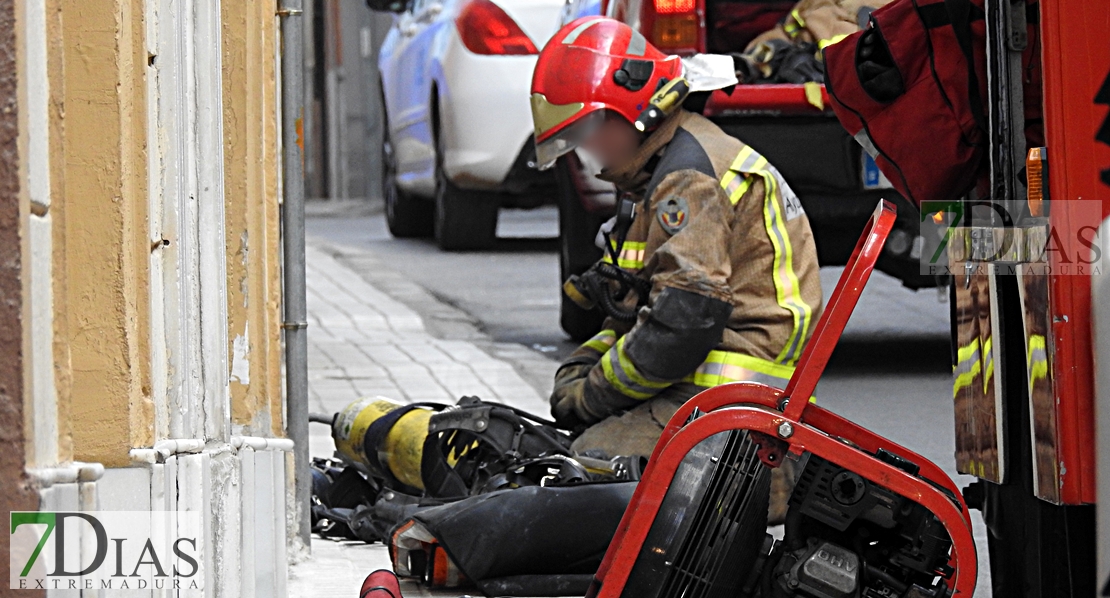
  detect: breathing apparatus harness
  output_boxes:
[562,76,701,323]
[564,194,651,323]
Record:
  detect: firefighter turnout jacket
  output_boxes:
[747,0,894,52]
[553,109,823,426]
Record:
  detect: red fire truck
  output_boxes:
[945,0,1107,593]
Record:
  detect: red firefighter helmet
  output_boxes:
[530,17,683,169]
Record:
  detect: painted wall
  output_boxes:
[220,0,284,438]
[11,0,292,594]
[305,0,391,200]
[59,0,152,468]
[2,0,43,592]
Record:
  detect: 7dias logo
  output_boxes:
[919,199,1105,277]
[9,511,203,591]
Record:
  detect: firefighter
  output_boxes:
[747,0,895,52]
[532,17,823,480]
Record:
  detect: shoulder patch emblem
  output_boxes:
[657,197,689,234]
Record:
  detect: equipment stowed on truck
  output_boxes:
[820,0,1104,594]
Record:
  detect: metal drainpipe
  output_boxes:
[279,0,311,546]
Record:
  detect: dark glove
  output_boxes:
[549,362,597,431]
[553,362,592,392]
[550,378,591,432]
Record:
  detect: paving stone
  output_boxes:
[298,242,557,596]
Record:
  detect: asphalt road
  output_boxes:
[307,199,992,594]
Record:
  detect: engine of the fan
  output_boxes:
[745,452,957,598]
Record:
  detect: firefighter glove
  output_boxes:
[549,377,609,432]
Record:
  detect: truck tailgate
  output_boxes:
[703,84,832,117]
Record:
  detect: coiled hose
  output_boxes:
[582,261,651,323]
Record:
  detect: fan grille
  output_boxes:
[622,429,770,598]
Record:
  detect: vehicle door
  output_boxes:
[389,0,446,189]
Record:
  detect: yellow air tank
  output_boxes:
[331,396,433,491]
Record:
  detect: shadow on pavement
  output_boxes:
[826,335,951,375]
[488,236,560,253]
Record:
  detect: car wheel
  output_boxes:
[433,121,498,251]
[383,119,433,238]
[555,155,606,342]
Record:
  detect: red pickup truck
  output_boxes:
[556,0,932,340]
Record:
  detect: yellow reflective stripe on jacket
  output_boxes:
[719,170,753,204]
[956,337,980,364]
[728,144,765,175]
[601,336,671,400]
[818,34,850,50]
[721,145,814,365]
[1027,334,1049,389]
[953,336,997,397]
[760,169,810,364]
[601,240,646,270]
[683,350,795,390]
[581,329,617,354]
[783,8,805,38]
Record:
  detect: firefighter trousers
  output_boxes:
[570,383,794,525]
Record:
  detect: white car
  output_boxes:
[370,0,565,250]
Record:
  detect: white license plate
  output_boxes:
[861,151,894,190]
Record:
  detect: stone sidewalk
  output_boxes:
[289,242,556,597]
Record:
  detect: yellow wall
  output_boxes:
[221,0,284,437]
[46,0,72,463]
[46,0,285,466]
[59,0,151,467]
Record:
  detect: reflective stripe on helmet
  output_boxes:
[561,18,602,45]
[626,30,648,56]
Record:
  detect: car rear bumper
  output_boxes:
[437,36,540,190]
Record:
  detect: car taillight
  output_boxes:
[654,0,695,13]
[650,0,698,50]
[456,0,538,55]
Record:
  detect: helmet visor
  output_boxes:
[533,109,605,171]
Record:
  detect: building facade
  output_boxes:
[2,0,292,595]
[303,0,390,201]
